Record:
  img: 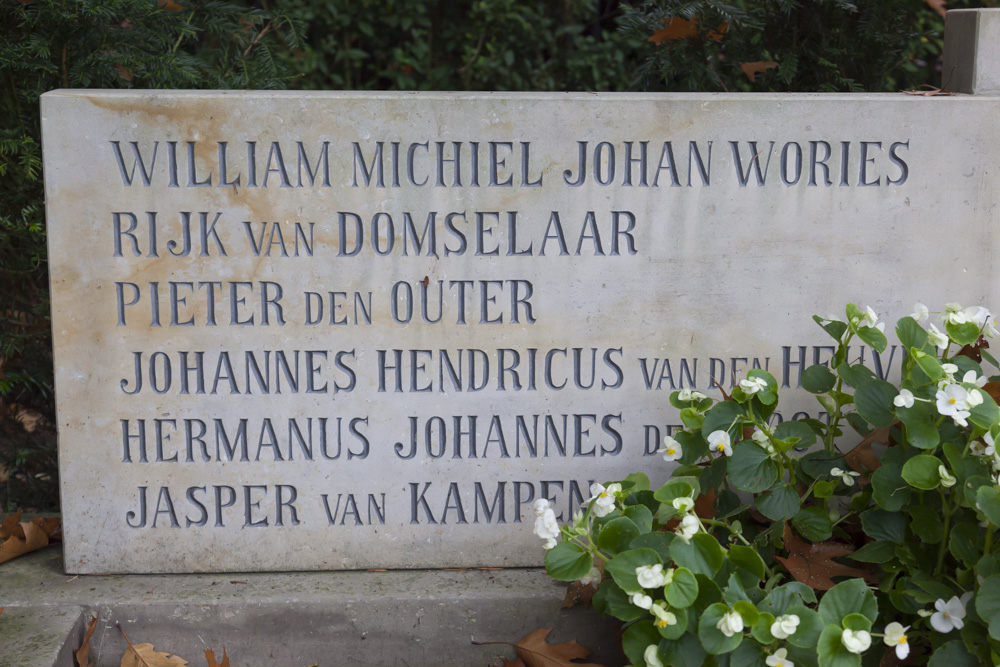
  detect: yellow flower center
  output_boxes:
[716,443,724,451]
[776,662,785,667]
[949,398,957,405]
[900,636,908,645]
[667,448,676,455]
[656,619,668,628]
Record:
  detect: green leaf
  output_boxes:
[849,540,897,563]
[947,320,980,346]
[854,379,897,427]
[927,640,980,667]
[544,541,593,581]
[752,612,776,644]
[760,582,817,615]
[949,521,981,567]
[597,516,641,554]
[977,575,1000,641]
[818,579,877,626]
[978,486,1000,526]
[774,420,817,451]
[657,606,689,640]
[859,508,904,543]
[623,504,654,533]
[622,620,661,665]
[661,633,708,667]
[728,443,779,493]
[817,623,860,667]
[698,603,744,655]
[814,315,848,342]
[666,567,700,609]
[653,477,697,504]
[676,430,709,464]
[623,472,651,492]
[731,636,769,667]
[910,505,944,544]
[912,349,944,381]
[902,454,943,490]
[605,547,661,592]
[896,316,929,350]
[855,323,888,353]
[702,400,744,439]
[756,483,801,521]
[630,531,673,559]
[734,599,760,626]
[802,364,837,394]
[870,463,911,511]
[593,578,645,622]
[793,506,833,542]
[841,613,872,632]
[670,532,725,577]
[786,604,824,649]
[896,401,940,449]
[970,394,1000,431]
[836,362,875,389]
[748,369,779,405]
[813,480,835,499]
[693,573,724,613]
[729,545,767,581]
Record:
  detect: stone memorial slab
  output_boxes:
[41,90,1000,573]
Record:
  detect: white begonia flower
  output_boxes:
[931,594,971,633]
[841,628,872,654]
[677,388,706,401]
[883,622,910,660]
[859,306,880,328]
[740,376,768,395]
[985,432,997,456]
[650,603,677,630]
[937,384,970,416]
[716,610,744,638]
[672,496,694,514]
[939,465,957,488]
[968,388,985,408]
[894,389,915,409]
[708,430,733,457]
[941,363,959,378]
[636,564,667,589]
[659,436,683,462]
[580,567,601,586]
[533,506,560,550]
[911,303,930,324]
[533,498,552,517]
[751,428,777,456]
[770,614,800,639]
[630,592,653,610]
[943,303,970,325]
[927,324,950,350]
[644,644,664,667]
[766,648,794,667]
[987,314,1000,338]
[830,467,861,487]
[964,370,988,388]
[965,306,991,328]
[676,514,700,543]
[589,482,621,517]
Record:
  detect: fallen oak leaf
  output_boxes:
[515,628,604,667]
[76,613,98,667]
[774,524,876,591]
[204,648,230,667]
[118,623,189,667]
[648,17,726,44]
[1,510,21,539]
[0,517,53,565]
[740,61,779,83]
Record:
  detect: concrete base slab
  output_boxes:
[0,548,623,666]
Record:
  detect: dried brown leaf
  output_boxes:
[844,426,891,476]
[984,381,1000,405]
[119,626,189,667]
[0,511,21,540]
[649,17,726,44]
[561,562,601,609]
[76,614,98,667]
[158,0,184,10]
[0,518,52,564]
[739,61,779,83]
[774,525,876,591]
[204,648,229,667]
[903,84,954,97]
[515,628,604,667]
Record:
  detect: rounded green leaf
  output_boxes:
[605,547,661,593]
[927,640,980,667]
[855,323,888,353]
[752,612,776,644]
[970,395,1000,431]
[909,505,944,544]
[756,483,801,521]
[854,379,897,427]
[859,508,904,544]
[734,600,760,626]
[593,578,645,622]
[670,532,725,578]
[630,531,672,559]
[841,613,872,632]
[774,419,817,451]
[849,540,896,563]
[729,545,767,581]
[657,606,689,640]
[661,633,708,667]
[817,623,861,667]
[596,516,641,555]
[870,463,911,512]
[544,541,593,581]
[976,576,1000,641]
[912,348,944,381]
[666,567,699,609]
[728,443,779,493]
[896,401,940,449]
[818,578,877,626]
[792,506,833,542]
[653,477,697,504]
[622,620,661,666]
[896,316,929,350]
[902,454,943,490]
[978,486,1000,526]
[702,400,744,439]
[698,603,744,655]
[947,320,980,346]
[802,364,837,394]
[785,604,824,649]
[623,504,654,533]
